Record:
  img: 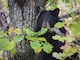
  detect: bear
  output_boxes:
[35,8,65,60]
[35,8,78,60]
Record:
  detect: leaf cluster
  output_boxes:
[52,16,80,60]
[0,28,24,56]
[24,27,53,53]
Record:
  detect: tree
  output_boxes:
[0,0,80,60]
[7,0,47,60]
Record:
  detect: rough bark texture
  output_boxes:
[7,0,47,60]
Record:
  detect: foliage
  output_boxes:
[0,0,9,12]
[1,16,80,59]
[42,2,80,58]
[46,0,80,16]
[0,0,80,59]
[24,27,53,53]
[54,22,65,28]
[52,16,80,60]
[52,45,80,60]
[59,46,80,60]
[0,28,24,56]
[46,0,58,10]
[46,1,80,59]
[0,27,53,56]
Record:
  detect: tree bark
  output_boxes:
[7,0,47,60]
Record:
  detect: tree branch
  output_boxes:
[49,28,65,36]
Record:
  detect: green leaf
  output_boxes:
[30,40,42,53]
[50,4,57,10]
[48,0,53,3]
[24,27,37,36]
[60,46,79,59]
[72,29,79,37]
[8,27,14,36]
[65,0,70,3]
[62,0,70,3]
[6,41,16,50]
[13,35,24,42]
[0,31,8,37]
[10,47,16,57]
[68,18,80,37]
[46,0,57,10]
[43,42,53,53]
[52,35,65,42]
[30,40,41,49]
[0,38,9,51]
[70,13,76,18]
[38,37,46,41]
[33,47,42,53]
[26,36,46,42]
[26,36,37,41]
[14,28,22,35]
[38,28,48,36]
[54,22,64,28]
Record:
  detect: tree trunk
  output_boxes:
[7,0,47,60]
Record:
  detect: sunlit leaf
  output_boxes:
[38,37,46,41]
[50,4,58,10]
[0,38,9,51]
[65,0,70,3]
[6,41,15,50]
[71,28,79,37]
[26,36,46,42]
[10,47,16,57]
[14,28,22,35]
[0,31,8,37]
[24,27,37,36]
[38,28,48,36]
[43,42,53,53]
[34,47,42,53]
[54,22,64,28]
[26,36,37,41]
[2,0,8,11]
[46,0,57,10]
[30,40,41,49]
[8,27,14,36]
[52,35,65,42]
[62,0,70,3]
[30,40,42,53]
[13,35,24,42]
[60,46,79,59]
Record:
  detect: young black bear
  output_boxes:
[35,8,78,60]
[35,8,64,60]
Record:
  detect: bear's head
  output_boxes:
[35,8,61,32]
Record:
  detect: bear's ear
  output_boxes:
[51,8,59,17]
